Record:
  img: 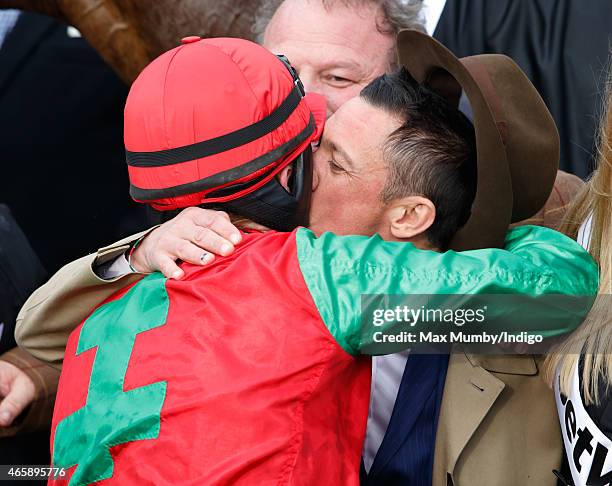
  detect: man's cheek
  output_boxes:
[327,85,363,113]
[322,86,350,114]
[326,92,344,114]
[309,186,337,219]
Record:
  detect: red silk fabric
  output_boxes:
[51,230,371,485]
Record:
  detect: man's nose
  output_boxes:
[311,153,322,192]
[298,69,319,96]
[297,70,333,117]
[312,169,320,192]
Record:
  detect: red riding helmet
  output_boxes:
[124,36,326,230]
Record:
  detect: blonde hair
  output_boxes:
[545,71,612,405]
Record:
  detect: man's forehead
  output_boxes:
[263,0,393,60]
[323,98,400,166]
[320,121,355,168]
[334,97,401,134]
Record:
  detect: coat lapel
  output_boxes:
[0,12,56,94]
[432,351,506,485]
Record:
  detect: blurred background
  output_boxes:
[0,0,610,475]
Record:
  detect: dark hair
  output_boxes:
[360,67,477,250]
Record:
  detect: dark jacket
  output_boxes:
[434,0,612,179]
[0,204,46,354]
[0,12,146,274]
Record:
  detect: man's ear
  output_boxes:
[386,196,436,240]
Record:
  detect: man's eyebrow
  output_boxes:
[331,142,355,169]
[321,61,362,71]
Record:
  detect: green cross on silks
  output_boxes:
[53,273,169,486]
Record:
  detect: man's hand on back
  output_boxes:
[130,207,242,279]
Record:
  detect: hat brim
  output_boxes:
[397,30,514,251]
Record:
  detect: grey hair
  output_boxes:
[252,0,425,52]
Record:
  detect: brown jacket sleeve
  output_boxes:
[0,347,60,437]
[15,229,155,369]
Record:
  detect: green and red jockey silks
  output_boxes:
[124,37,325,215]
[49,225,599,485]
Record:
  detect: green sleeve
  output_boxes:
[296,225,599,355]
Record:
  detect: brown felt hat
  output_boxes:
[396,30,560,250]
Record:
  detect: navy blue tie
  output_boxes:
[364,353,449,485]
